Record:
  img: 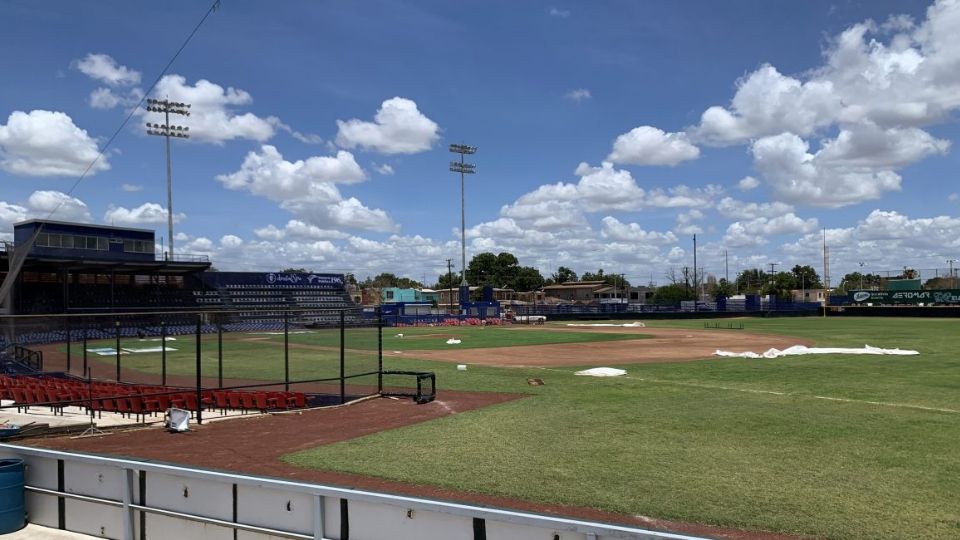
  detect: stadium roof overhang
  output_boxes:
[1,253,211,275]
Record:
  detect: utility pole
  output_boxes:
[146,98,191,260]
[692,234,698,310]
[449,144,477,287]
[724,250,730,284]
[446,258,454,314]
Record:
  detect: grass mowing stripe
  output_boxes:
[535,367,960,414]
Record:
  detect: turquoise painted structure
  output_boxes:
[381,287,423,303]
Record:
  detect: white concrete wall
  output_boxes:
[0,445,702,540]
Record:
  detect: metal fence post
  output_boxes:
[160,321,167,386]
[195,314,203,425]
[65,317,71,374]
[115,319,121,382]
[284,311,290,392]
[82,319,88,375]
[377,307,383,394]
[340,310,345,405]
[217,318,223,390]
[121,467,135,540]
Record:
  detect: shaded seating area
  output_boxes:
[0,375,310,422]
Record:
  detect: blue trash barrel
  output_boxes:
[0,459,25,533]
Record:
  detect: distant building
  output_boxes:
[790,288,827,304]
[542,281,607,302]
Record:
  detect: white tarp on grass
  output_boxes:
[86,348,127,356]
[138,337,177,342]
[575,367,627,377]
[122,347,179,354]
[566,322,646,328]
[446,338,462,345]
[714,344,919,359]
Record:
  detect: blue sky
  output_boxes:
[2,0,959,286]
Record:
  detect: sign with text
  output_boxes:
[849,290,960,305]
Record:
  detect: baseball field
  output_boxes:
[49,317,960,539]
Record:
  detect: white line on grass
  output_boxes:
[534,367,960,415]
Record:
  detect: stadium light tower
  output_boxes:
[146,98,191,259]
[449,144,476,286]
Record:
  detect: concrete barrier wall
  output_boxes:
[0,444,706,540]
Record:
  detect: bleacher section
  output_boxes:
[198,272,355,324]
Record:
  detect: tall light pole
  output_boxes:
[948,259,957,288]
[146,98,191,259]
[449,144,476,286]
[858,261,865,290]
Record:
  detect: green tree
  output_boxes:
[361,273,422,289]
[580,269,631,289]
[837,272,883,292]
[790,265,822,289]
[762,272,796,300]
[435,270,459,289]
[513,266,545,292]
[551,266,577,284]
[281,267,309,273]
[711,278,736,298]
[652,283,695,304]
[735,268,768,294]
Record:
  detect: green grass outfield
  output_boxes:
[70,325,643,381]
[283,317,960,540]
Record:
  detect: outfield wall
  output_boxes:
[0,444,704,540]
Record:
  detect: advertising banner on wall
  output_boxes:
[849,290,960,305]
[201,272,345,289]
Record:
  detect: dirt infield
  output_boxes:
[389,326,815,367]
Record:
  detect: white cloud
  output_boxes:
[0,202,28,230]
[373,163,395,175]
[691,1,960,148]
[738,176,760,190]
[254,219,351,241]
[608,126,700,166]
[26,191,92,223]
[218,145,395,232]
[600,217,678,244]
[74,53,141,86]
[121,183,143,192]
[498,162,720,233]
[751,127,947,207]
[548,7,570,18]
[0,110,108,177]
[949,193,959,201]
[104,203,185,226]
[675,209,705,235]
[565,89,591,102]
[146,75,277,144]
[89,88,121,109]
[335,97,439,154]
[716,197,795,219]
[723,213,819,247]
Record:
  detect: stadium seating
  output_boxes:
[0,374,309,421]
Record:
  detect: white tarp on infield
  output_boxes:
[575,367,627,377]
[566,322,646,328]
[714,344,919,359]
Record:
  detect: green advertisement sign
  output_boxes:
[849,290,960,305]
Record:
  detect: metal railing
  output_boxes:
[0,444,707,540]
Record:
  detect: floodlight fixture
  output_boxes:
[449,143,477,155]
[145,98,192,259]
[448,142,478,288]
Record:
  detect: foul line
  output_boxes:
[534,367,959,415]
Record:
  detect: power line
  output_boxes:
[0,0,222,311]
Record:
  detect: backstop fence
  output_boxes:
[0,307,434,424]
